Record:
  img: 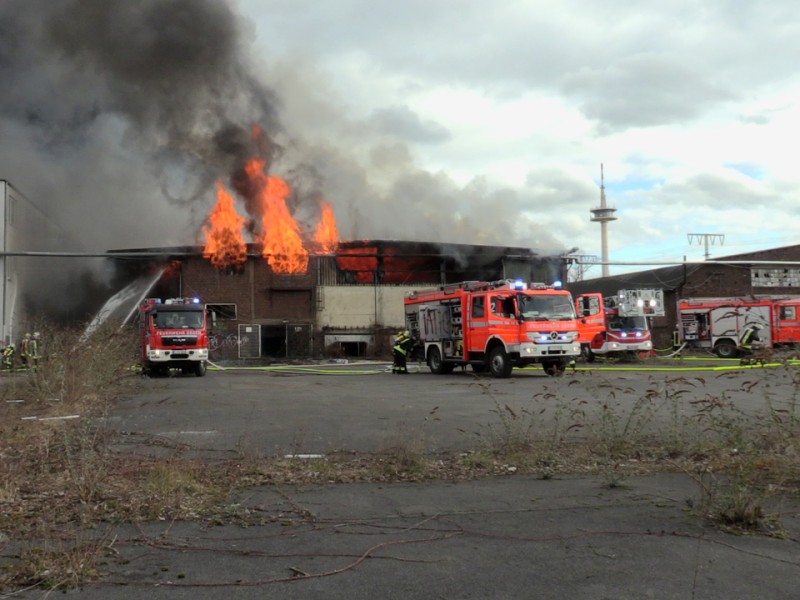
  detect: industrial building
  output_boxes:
[566,244,800,351]
[105,240,568,361]
[0,179,80,345]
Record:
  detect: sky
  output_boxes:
[236,0,800,277]
[1,0,798,286]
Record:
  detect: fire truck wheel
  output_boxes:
[427,346,446,374]
[194,362,207,377]
[582,346,596,363]
[543,360,566,377]
[713,340,738,359]
[489,347,513,378]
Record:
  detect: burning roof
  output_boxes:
[108,239,561,289]
[202,152,339,274]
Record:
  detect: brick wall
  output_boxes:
[181,257,315,322]
[683,265,752,297]
[182,259,255,320]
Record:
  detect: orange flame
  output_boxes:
[203,156,340,273]
[202,181,248,269]
[336,246,377,283]
[243,159,309,273]
[313,200,339,254]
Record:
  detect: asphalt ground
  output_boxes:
[8,356,800,599]
[105,355,800,457]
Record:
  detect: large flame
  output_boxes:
[243,159,309,273]
[313,200,339,254]
[203,157,340,273]
[202,181,248,269]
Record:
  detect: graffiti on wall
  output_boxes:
[209,333,249,352]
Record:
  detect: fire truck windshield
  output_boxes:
[518,294,576,321]
[608,315,647,331]
[154,310,204,329]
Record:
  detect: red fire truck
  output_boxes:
[137,297,210,376]
[677,296,800,358]
[575,289,664,362]
[404,279,581,377]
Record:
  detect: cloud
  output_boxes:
[2,0,799,315]
[561,56,736,132]
[368,105,451,144]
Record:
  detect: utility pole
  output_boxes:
[687,233,725,259]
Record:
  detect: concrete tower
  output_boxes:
[590,164,617,277]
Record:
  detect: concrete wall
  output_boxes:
[317,285,415,330]
[0,181,24,345]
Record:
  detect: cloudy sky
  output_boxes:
[237,0,800,276]
[1,0,798,281]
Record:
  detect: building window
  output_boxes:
[207,303,237,320]
[752,267,800,288]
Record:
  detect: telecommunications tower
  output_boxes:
[590,164,617,277]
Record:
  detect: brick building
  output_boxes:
[109,240,567,361]
[566,244,800,350]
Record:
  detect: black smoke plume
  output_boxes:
[0,0,283,321]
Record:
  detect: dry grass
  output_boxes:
[1,331,799,591]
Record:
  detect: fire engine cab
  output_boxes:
[575,289,664,362]
[137,297,210,377]
[678,296,800,358]
[404,279,581,378]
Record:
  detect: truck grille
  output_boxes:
[162,336,198,347]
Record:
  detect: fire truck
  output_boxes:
[137,297,210,376]
[677,296,800,358]
[575,289,664,362]
[403,279,581,378]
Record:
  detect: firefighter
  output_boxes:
[738,324,762,357]
[29,332,41,369]
[2,343,15,371]
[392,331,413,374]
[19,332,31,369]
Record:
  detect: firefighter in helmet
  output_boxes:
[29,332,41,369]
[19,333,31,369]
[392,330,413,374]
[739,323,761,354]
[2,343,15,371]
[738,324,763,359]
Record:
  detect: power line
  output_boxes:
[687,233,725,259]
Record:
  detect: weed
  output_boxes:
[377,425,430,478]
[600,463,631,489]
[0,528,115,591]
[3,331,800,591]
[690,463,781,534]
[588,385,659,458]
